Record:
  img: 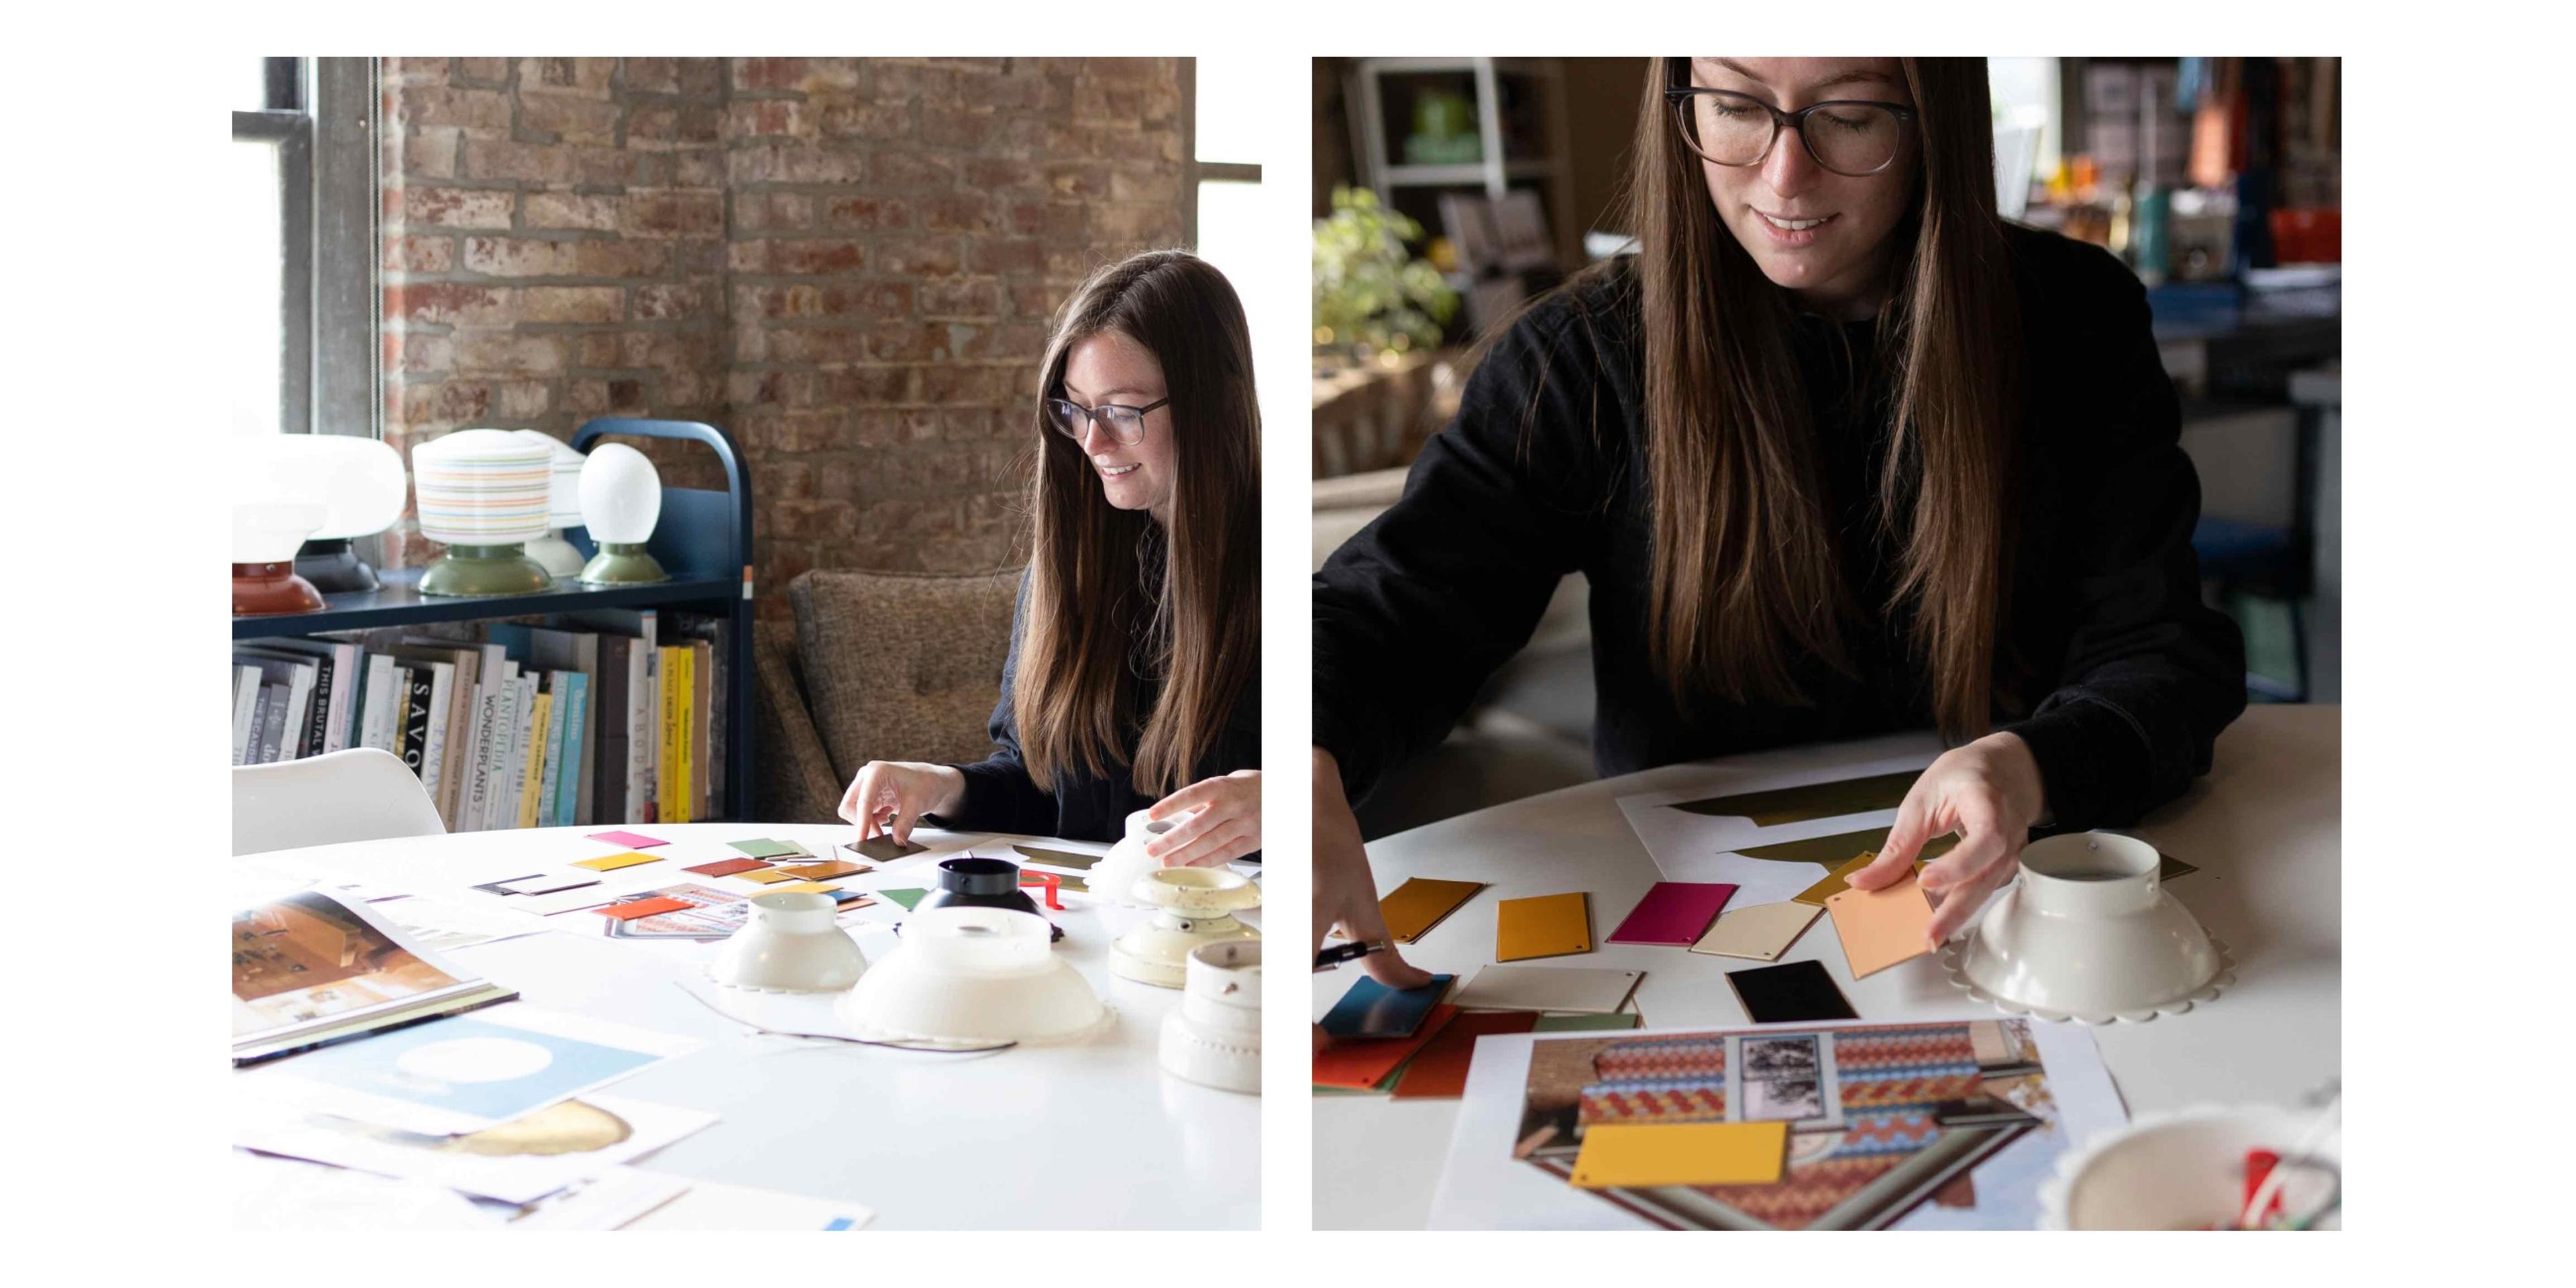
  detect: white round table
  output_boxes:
[239,823,1260,1230]
[1311,705,2340,1229]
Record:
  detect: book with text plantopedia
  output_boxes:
[231,885,516,1067]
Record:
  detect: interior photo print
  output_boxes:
[229,56,1269,1231]
[1308,56,2340,1231]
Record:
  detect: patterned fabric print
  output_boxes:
[1834,1110,1943,1157]
[1695,1154,1905,1230]
[1830,1026,1976,1072]
[1578,1080,1727,1125]
[1839,1070,1984,1110]
[1592,1038,1725,1081]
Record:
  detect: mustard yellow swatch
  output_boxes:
[571,851,661,873]
[1570,1122,1788,1188]
[1378,877,1485,944]
[1495,892,1592,961]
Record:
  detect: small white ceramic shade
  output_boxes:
[1094,806,1196,910]
[1159,940,1261,1093]
[411,429,551,545]
[708,892,867,994]
[233,435,407,540]
[1941,831,2233,1024]
[2037,1104,2342,1230]
[232,502,329,563]
[578,442,662,543]
[835,904,1111,1047]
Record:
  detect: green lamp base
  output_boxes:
[580,541,669,586]
[419,544,554,597]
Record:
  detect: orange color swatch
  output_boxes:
[596,897,690,921]
[1824,871,1935,977]
[1389,1011,1540,1099]
[1377,878,1486,944]
[780,861,868,881]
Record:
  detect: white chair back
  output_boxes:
[233,747,447,855]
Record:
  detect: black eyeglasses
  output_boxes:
[1664,58,1917,177]
[1046,396,1168,446]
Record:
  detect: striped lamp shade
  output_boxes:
[413,429,551,546]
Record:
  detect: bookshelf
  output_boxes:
[233,417,757,824]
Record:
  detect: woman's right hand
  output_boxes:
[1313,748,1436,994]
[838,761,967,843]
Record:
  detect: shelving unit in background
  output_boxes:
[1346,58,1574,260]
[232,417,756,823]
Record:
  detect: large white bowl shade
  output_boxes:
[834,904,1111,1047]
[411,429,551,545]
[578,443,662,544]
[232,435,407,541]
[232,502,329,563]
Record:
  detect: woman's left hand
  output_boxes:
[1143,769,1261,867]
[1847,732,2049,949]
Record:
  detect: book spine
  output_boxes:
[537,672,569,827]
[257,683,291,764]
[555,671,588,828]
[497,674,530,829]
[247,683,274,765]
[656,645,680,825]
[518,688,553,829]
[400,667,433,782]
[232,666,260,767]
[419,664,452,824]
[360,655,394,753]
[437,658,472,826]
[574,636,600,826]
[464,684,498,832]
[301,655,335,759]
[327,645,360,754]
[629,639,652,823]
[691,639,710,821]
[594,637,628,826]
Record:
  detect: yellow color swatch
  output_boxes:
[571,851,661,873]
[1495,892,1592,961]
[1569,1122,1788,1189]
[767,881,840,894]
[1377,878,1485,944]
[1792,851,1927,906]
[735,867,800,884]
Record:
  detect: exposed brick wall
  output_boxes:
[379,57,1190,616]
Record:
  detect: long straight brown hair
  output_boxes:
[1014,250,1260,796]
[1625,56,2023,738]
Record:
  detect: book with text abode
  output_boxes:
[233,885,517,1067]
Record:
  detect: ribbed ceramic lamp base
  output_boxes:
[578,541,668,586]
[419,544,553,596]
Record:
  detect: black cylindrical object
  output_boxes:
[914,856,1061,941]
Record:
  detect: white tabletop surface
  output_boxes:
[238,823,1260,1230]
[1311,704,2341,1230]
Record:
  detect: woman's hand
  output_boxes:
[837,761,967,844]
[1848,732,2049,949]
[1143,769,1262,867]
[1312,749,1436,992]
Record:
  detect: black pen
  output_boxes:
[1313,938,1393,971]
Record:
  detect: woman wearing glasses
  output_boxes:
[843,250,1262,866]
[1313,58,2244,985]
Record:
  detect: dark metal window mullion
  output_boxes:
[234,108,313,435]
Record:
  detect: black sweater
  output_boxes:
[934,570,1260,844]
[1313,225,2246,830]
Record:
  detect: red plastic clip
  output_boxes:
[1019,871,1063,910]
[2242,1149,2284,1227]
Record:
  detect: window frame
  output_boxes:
[1178,58,1265,246]
[231,56,378,438]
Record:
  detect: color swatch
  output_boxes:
[684,858,773,878]
[1688,901,1823,962]
[1377,877,1486,944]
[572,852,661,873]
[1824,871,1935,977]
[1605,881,1738,946]
[1569,1122,1788,1188]
[1495,892,1592,961]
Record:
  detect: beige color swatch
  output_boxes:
[1687,901,1824,962]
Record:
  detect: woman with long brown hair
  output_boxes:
[843,250,1262,865]
[1313,57,2244,984]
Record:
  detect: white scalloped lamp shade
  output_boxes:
[411,429,552,545]
[578,443,662,543]
[510,429,590,529]
[1943,831,2233,1025]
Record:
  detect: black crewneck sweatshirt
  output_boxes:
[1313,224,2246,830]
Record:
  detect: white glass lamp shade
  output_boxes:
[1941,831,2234,1024]
[1095,806,1201,910]
[509,429,589,529]
[834,905,1112,1047]
[233,435,407,540]
[578,443,663,543]
[708,892,867,994]
[411,429,551,546]
[232,503,329,563]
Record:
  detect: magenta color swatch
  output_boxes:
[1605,881,1740,946]
[587,830,669,849]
